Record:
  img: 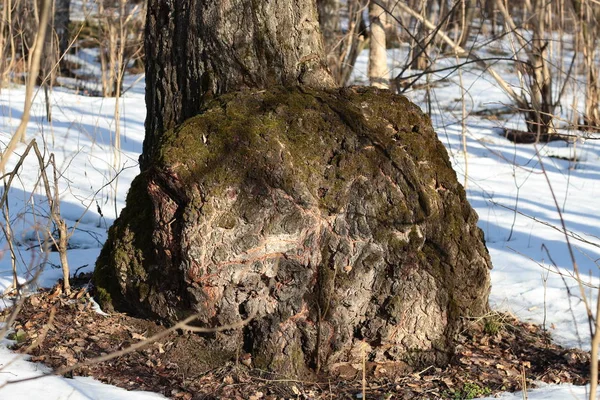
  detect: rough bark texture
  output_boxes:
[142,0,334,170]
[95,86,492,376]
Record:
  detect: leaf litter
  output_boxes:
[1,282,592,399]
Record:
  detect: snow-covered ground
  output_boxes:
[0,46,599,398]
[0,78,161,398]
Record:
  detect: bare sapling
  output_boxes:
[0,140,70,295]
[324,0,368,86]
[0,0,51,172]
[110,0,144,217]
[1,192,18,292]
[97,0,117,97]
[571,0,600,130]
[96,0,145,98]
[34,152,71,295]
[391,0,567,140]
[494,0,556,136]
[1,140,73,294]
[590,288,600,400]
[0,140,52,294]
[50,156,70,295]
[455,50,468,189]
[393,1,522,105]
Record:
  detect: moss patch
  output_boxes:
[93,172,155,314]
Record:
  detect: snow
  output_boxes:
[0,350,163,400]
[0,78,164,399]
[0,45,599,399]
[487,384,596,400]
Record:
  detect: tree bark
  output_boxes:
[410,0,436,71]
[571,0,600,129]
[142,0,335,170]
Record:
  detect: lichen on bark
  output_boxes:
[95,86,492,376]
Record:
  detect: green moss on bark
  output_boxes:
[93,172,155,313]
[148,86,451,223]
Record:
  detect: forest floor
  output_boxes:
[2,282,591,400]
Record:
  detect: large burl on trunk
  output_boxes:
[94,86,491,376]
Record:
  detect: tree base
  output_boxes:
[94,86,492,375]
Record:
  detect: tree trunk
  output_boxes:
[55,0,71,74]
[410,0,436,71]
[12,0,37,81]
[95,0,492,379]
[458,0,476,47]
[526,0,554,135]
[39,0,58,88]
[316,0,341,80]
[338,0,368,85]
[142,0,335,170]
[95,87,492,376]
[368,0,388,88]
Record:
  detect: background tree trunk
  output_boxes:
[316,0,342,81]
[142,0,335,170]
[368,0,388,88]
[40,0,57,87]
[55,0,71,74]
[571,0,600,129]
[410,0,436,71]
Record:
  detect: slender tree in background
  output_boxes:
[368,0,388,88]
[316,0,342,81]
[55,0,71,74]
[571,0,600,129]
[316,0,368,86]
[410,1,435,71]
